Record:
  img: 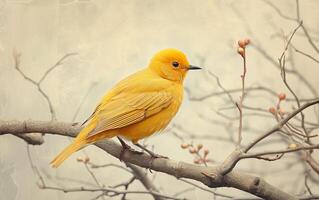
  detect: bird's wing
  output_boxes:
[82,69,169,126]
[87,91,173,136]
[81,103,101,126]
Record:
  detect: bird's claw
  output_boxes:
[134,143,168,159]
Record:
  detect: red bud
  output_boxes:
[278,93,286,101]
[268,107,276,115]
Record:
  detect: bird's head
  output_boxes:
[148,48,201,82]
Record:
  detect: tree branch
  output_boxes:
[0,119,301,200]
[125,163,164,200]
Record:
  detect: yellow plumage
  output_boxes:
[51,48,201,168]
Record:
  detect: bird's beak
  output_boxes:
[188,65,202,70]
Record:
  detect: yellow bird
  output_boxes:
[51,48,201,168]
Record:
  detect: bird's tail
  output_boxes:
[50,139,86,168]
[50,121,97,168]
[50,120,119,168]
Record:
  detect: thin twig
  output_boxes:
[12,51,77,120]
[240,144,319,159]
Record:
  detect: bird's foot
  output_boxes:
[117,137,143,161]
[135,143,168,159]
[134,143,168,173]
[149,152,169,159]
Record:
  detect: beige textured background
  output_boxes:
[0,0,318,199]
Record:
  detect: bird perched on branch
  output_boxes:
[51,48,201,168]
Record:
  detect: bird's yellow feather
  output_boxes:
[51,48,199,167]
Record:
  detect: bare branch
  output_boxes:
[12,51,77,120]
[0,119,300,200]
[126,163,165,200]
[292,45,319,64]
[244,99,319,152]
[38,184,188,200]
[240,144,319,160]
[216,99,319,176]
[38,52,78,85]
[178,178,232,198]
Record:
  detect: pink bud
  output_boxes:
[83,156,90,164]
[76,157,83,162]
[181,143,189,149]
[194,159,200,164]
[237,47,245,57]
[279,108,285,116]
[189,148,197,154]
[278,93,286,101]
[268,107,276,115]
[238,40,246,48]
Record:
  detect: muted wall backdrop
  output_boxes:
[0,0,319,199]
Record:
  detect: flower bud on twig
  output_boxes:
[238,40,246,48]
[189,148,197,154]
[237,47,245,57]
[204,148,209,156]
[268,107,276,115]
[279,108,285,116]
[278,93,286,101]
[180,143,189,149]
[83,156,90,164]
[194,159,200,164]
[76,157,83,162]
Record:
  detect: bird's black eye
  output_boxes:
[172,61,179,68]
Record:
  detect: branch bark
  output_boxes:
[126,163,164,200]
[0,120,298,200]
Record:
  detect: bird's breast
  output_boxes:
[119,85,183,142]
